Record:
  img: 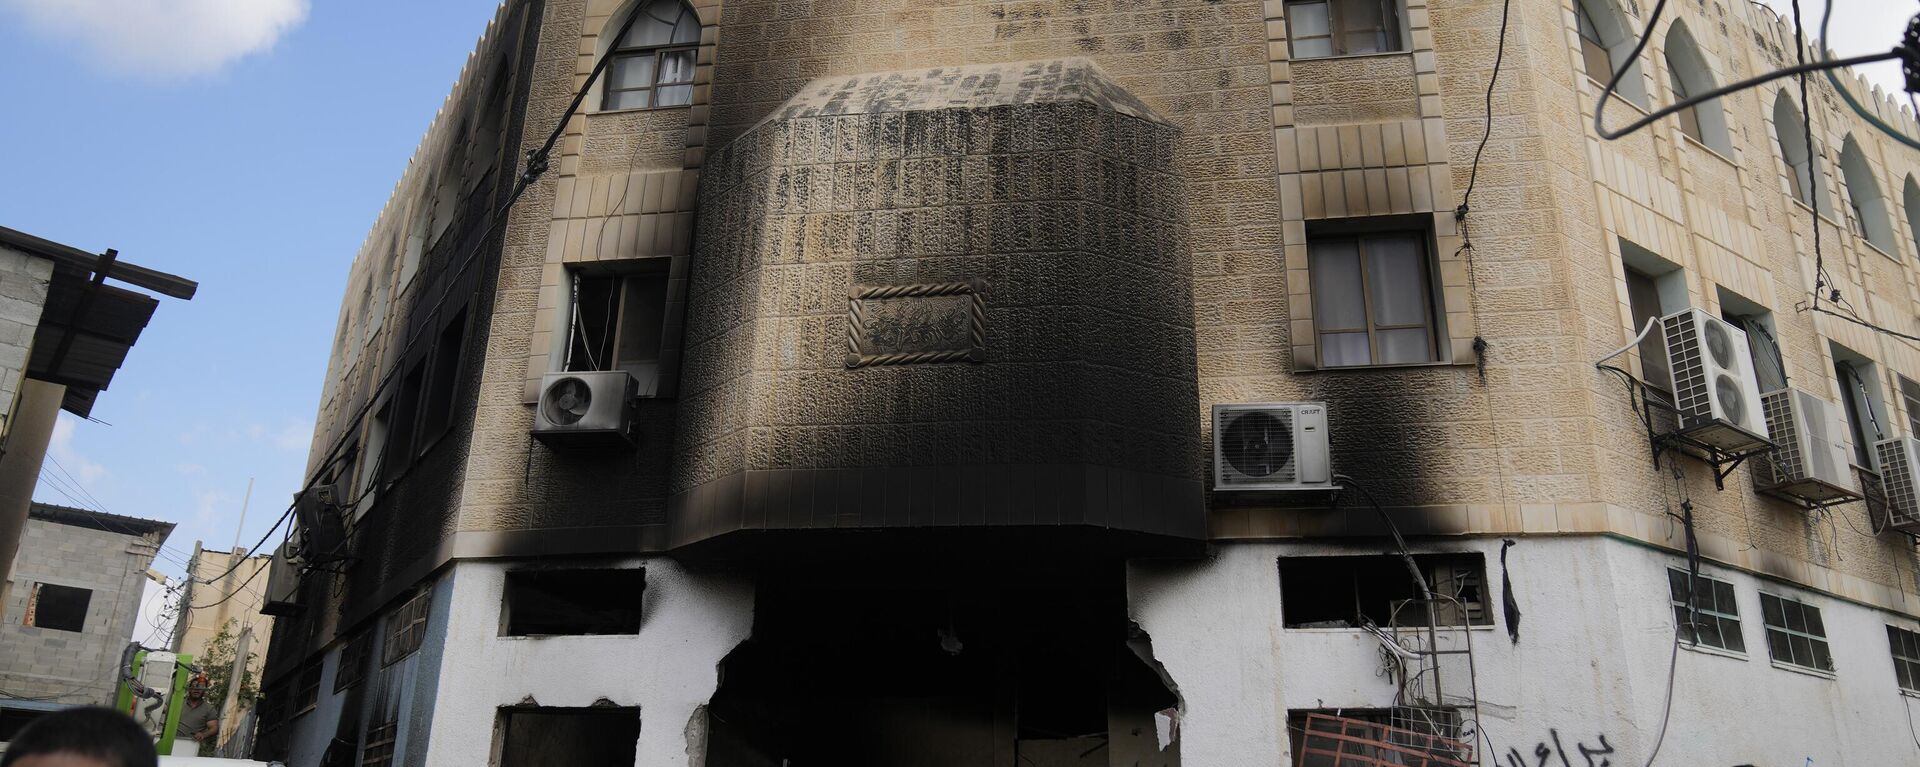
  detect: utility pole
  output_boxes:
[230,478,253,557]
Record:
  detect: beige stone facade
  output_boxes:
[269,0,1920,761]
[171,544,273,749]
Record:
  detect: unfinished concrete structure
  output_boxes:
[265,0,1920,764]
[0,504,172,739]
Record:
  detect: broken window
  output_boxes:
[383,589,432,666]
[564,269,669,394]
[1667,568,1744,653]
[1279,554,1490,629]
[503,568,646,636]
[24,582,91,632]
[497,707,640,767]
[361,720,398,767]
[1888,625,1920,693]
[1287,709,1470,767]
[1759,593,1833,672]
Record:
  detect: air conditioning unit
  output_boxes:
[532,370,639,447]
[260,540,303,617]
[1213,402,1333,492]
[1662,308,1769,452]
[1753,389,1860,504]
[1873,436,1920,534]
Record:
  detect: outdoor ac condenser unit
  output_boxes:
[261,540,303,616]
[1753,388,1859,504]
[1662,308,1769,451]
[1873,436,1920,534]
[532,370,639,447]
[1212,402,1333,491]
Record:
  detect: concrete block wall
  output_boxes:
[0,248,52,442]
[0,517,159,705]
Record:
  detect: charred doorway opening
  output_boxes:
[706,559,1178,767]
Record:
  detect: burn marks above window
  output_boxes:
[502,568,646,637]
[845,280,987,368]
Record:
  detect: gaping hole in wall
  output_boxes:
[496,706,641,767]
[502,568,646,636]
[23,582,91,632]
[706,562,1179,767]
[1279,554,1491,629]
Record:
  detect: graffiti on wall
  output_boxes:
[1492,729,1615,767]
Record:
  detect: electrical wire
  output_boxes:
[186,553,275,611]
[1456,0,1512,216]
[1820,3,1920,151]
[1592,0,1900,142]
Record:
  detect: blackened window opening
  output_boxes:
[381,364,425,482]
[503,568,646,636]
[1280,554,1491,628]
[418,309,469,445]
[24,583,90,632]
[497,707,641,767]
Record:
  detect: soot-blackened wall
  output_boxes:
[671,59,1203,550]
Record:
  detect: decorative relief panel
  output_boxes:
[845,280,987,368]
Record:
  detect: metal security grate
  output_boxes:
[1294,713,1473,767]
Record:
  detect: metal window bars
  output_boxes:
[1295,712,1474,767]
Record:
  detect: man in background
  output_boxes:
[172,679,219,756]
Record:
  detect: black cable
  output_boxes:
[1821,6,1920,151]
[186,551,276,610]
[1334,474,1433,599]
[1790,0,1835,314]
[1457,0,1512,216]
[1591,0,1899,141]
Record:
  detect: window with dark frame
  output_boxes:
[1666,64,1705,145]
[1308,230,1440,367]
[380,364,424,482]
[417,309,469,445]
[23,583,91,632]
[1759,593,1834,672]
[334,633,372,693]
[1666,568,1744,653]
[497,707,642,767]
[564,269,669,384]
[601,0,700,110]
[1836,358,1881,468]
[1888,625,1920,693]
[293,663,322,718]
[1724,312,1786,394]
[1280,553,1492,628]
[1285,0,1405,60]
[384,589,432,667]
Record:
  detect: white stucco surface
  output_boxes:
[1131,536,1920,767]
[419,557,754,767]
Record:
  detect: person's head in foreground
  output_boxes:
[0,706,157,767]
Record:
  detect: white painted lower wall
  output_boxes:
[418,557,754,767]
[1131,536,1920,767]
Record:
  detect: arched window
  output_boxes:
[603,0,700,110]
[1904,176,1920,258]
[1773,91,1824,211]
[1663,22,1731,155]
[1838,135,1895,253]
[1575,0,1646,106]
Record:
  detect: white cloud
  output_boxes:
[49,416,108,486]
[2,0,308,79]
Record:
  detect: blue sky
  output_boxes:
[0,0,503,606]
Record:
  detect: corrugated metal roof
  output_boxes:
[29,502,175,542]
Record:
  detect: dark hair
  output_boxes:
[0,706,158,767]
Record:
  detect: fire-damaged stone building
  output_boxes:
[262,0,1920,764]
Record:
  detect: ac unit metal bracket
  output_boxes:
[1599,364,1775,491]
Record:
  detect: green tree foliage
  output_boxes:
[201,620,259,708]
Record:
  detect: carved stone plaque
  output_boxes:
[846,280,987,368]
